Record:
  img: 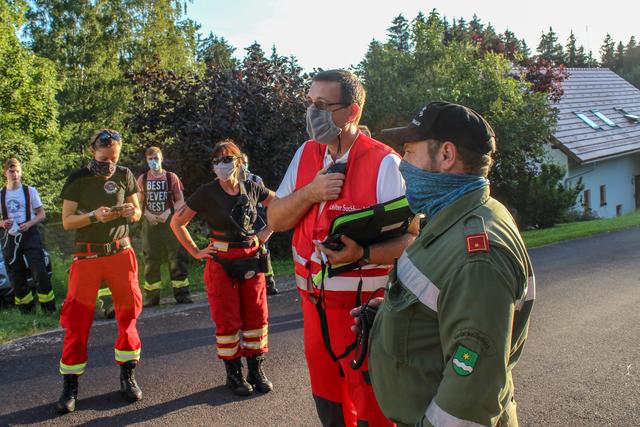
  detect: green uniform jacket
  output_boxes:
[369,186,535,427]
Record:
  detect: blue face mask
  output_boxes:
[147,159,161,171]
[399,160,489,219]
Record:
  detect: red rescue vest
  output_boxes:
[291,134,396,306]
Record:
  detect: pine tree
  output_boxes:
[566,31,578,67]
[537,27,565,65]
[600,33,616,68]
[387,14,411,51]
[586,50,599,67]
[627,36,637,53]
[614,41,625,71]
[575,45,588,67]
[197,33,237,69]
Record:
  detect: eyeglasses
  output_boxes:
[93,130,122,147]
[212,155,236,165]
[304,99,350,112]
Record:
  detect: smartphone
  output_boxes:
[109,205,126,213]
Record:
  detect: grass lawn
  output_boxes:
[521,210,640,248]
[0,251,295,344]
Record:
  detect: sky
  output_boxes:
[186,0,639,71]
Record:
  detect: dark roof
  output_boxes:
[552,68,640,164]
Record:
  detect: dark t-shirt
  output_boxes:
[186,180,269,241]
[61,166,138,243]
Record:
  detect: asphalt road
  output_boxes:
[0,227,639,426]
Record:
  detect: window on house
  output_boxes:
[616,204,623,216]
[599,185,606,206]
[583,189,591,209]
[575,112,602,130]
[614,107,640,123]
[592,110,617,127]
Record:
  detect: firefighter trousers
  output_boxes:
[301,294,395,427]
[59,248,142,375]
[2,227,54,309]
[204,246,268,360]
[141,218,189,298]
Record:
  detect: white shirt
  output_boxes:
[276,141,406,204]
[2,186,42,224]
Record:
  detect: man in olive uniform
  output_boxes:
[372,102,535,427]
[320,102,535,427]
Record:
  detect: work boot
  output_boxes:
[56,374,78,414]
[119,361,143,402]
[41,300,57,314]
[246,354,273,393]
[100,294,115,319]
[266,276,279,295]
[174,287,193,304]
[143,290,160,307]
[18,301,36,314]
[223,358,253,396]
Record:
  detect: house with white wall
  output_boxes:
[548,68,640,218]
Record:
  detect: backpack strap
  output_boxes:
[23,185,31,222]
[0,188,6,220]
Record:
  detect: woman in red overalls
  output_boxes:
[56,130,143,413]
[171,139,275,396]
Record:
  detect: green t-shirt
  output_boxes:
[60,166,138,243]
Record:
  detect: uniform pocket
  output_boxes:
[376,276,419,360]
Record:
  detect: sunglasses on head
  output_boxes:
[94,130,122,146]
[212,155,236,165]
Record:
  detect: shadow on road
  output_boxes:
[0,385,262,425]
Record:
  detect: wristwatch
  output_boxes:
[88,211,98,224]
[358,245,370,266]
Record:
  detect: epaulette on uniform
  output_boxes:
[463,214,489,255]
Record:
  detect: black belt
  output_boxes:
[74,238,131,259]
[209,237,257,249]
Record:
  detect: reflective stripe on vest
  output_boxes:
[291,135,395,293]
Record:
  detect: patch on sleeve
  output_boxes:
[452,345,479,376]
[466,232,489,253]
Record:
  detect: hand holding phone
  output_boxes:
[110,205,126,213]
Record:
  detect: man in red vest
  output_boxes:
[269,70,412,427]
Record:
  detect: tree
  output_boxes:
[566,31,578,66]
[537,27,565,65]
[614,42,625,71]
[387,14,410,51]
[600,33,616,68]
[356,11,575,228]
[197,33,238,69]
[620,46,640,88]
[26,0,198,159]
[0,0,64,208]
[517,164,583,228]
[627,36,637,53]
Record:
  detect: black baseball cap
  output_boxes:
[378,101,496,154]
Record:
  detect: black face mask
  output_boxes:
[88,158,116,177]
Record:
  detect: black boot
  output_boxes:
[266,276,279,295]
[119,361,143,402]
[223,358,253,396]
[246,354,273,393]
[41,300,57,314]
[174,286,193,304]
[56,374,78,414]
[143,290,160,307]
[18,301,36,314]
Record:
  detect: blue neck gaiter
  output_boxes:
[399,160,489,219]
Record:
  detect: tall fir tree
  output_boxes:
[566,31,578,66]
[614,41,625,71]
[600,33,616,68]
[387,14,411,51]
[537,27,565,65]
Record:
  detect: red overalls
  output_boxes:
[292,135,396,427]
[204,238,268,360]
[59,239,142,375]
